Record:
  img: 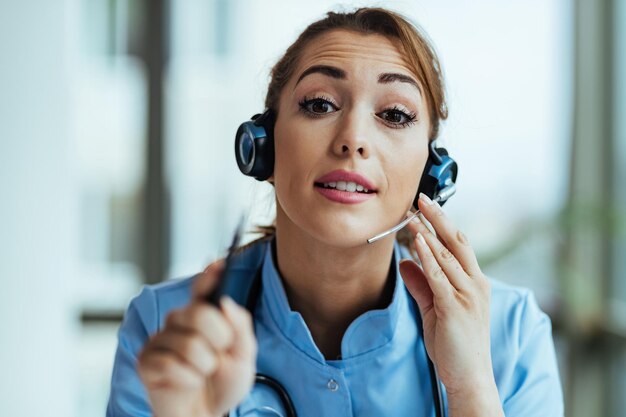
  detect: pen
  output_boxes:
[205,218,244,305]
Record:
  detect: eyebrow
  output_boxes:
[294,64,421,95]
[378,72,422,95]
[295,65,346,85]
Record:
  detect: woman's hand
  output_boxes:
[137,261,257,417]
[400,193,503,417]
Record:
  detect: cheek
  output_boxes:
[272,119,320,192]
[382,149,428,212]
[274,127,297,174]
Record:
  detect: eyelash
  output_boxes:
[382,105,418,128]
[297,96,418,129]
[297,95,337,118]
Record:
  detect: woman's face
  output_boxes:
[273,29,431,248]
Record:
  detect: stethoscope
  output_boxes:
[239,246,446,417]
[213,182,457,416]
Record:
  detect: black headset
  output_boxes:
[234,109,454,416]
[235,109,458,209]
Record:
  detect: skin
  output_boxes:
[271,29,429,358]
[137,29,504,417]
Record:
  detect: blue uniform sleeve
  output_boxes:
[106,287,159,417]
[501,290,564,416]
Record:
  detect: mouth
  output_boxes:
[313,181,376,194]
[313,169,377,193]
[313,169,378,204]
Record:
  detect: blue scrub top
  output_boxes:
[106,240,564,416]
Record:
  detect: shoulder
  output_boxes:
[126,275,196,334]
[489,277,539,319]
[487,277,550,350]
[125,239,268,335]
[397,241,548,339]
[487,277,563,413]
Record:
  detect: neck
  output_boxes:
[274,208,396,359]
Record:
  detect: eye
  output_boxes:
[298,96,339,117]
[377,106,417,128]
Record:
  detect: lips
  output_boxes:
[314,170,377,193]
[313,169,377,204]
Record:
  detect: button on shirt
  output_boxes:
[106,240,564,417]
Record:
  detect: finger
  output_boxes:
[417,212,436,236]
[147,328,219,375]
[399,259,434,318]
[416,193,482,277]
[192,259,226,300]
[220,296,257,361]
[138,347,206,390]
[404,212,428,246]
[409,218,471,292]
[412,232,455,302]
[165,303,235,351]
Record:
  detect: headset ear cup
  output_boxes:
[415,159,438,208]
[234,111,275,181]
[414,145,458,209]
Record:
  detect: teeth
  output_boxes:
[321,181,371,193]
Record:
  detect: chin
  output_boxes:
[276,195,406,249]
[300,211,390,249]
[314,229,370,249]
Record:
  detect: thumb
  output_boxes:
[192,259,226,300]
[399,259,434,318]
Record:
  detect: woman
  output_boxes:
[107,8,563,417]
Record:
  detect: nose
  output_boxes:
[331,110,370,159]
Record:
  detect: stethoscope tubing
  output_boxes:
[243,246,445,417]
[254,374,299,417]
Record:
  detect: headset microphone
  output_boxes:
[366,183,456,244]
[367,140,459,244]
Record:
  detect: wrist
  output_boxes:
[446,380,504,417]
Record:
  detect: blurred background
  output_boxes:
[0,0,624,416]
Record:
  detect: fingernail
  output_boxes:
[416,232,426,245]
[220,295,236,310]
[419,193,435,206]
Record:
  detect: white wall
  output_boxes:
[0,1,78,415]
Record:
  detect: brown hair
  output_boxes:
[248,7,448,256]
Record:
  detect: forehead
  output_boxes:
[292,29,418,82]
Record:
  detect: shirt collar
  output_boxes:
[260,239,410,362]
